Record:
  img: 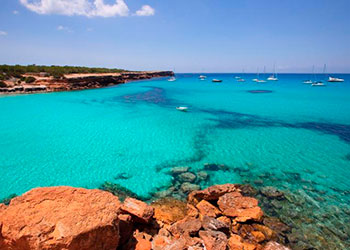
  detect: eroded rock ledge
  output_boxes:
[0,184,290,250]
[0,71,174,94]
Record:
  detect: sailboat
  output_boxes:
[303,65,314,84]
[311,65,326,87]
[237,69,246,82]
[253,67,266,83]
[267,64,278,81]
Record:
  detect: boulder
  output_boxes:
[169,217,202,237]
[261,187,285,200]
[0,186,120,250]
[188,184,238,204]
[151,198,187,225]
[228,234,258,250]
[181,183,200,193]
[197,171,208,181]
[201,216,230,232]
[178,172,196,183]
[135,238,152,250]
[120,197,154,223]
[199,230,227,250]
[263,241,291,250]
[218,193,263,222]
[171,167,189,175]
[196,200,221,218]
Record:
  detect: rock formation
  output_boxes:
[0,71,174,94]
[0,184,291,250]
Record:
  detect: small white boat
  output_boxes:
[311,81,326,87]
[267,64,278,81]
[267,76,278,81]
[257,80,267,83]
[303,80,313,84]
[235,76,241,79]
[168,77,176,82]
[328,76,344,82]
[212,79,223,83]
[252,79,259,82]
[176,106,188,112]
[237,79,245,82]
[199,75,207,80]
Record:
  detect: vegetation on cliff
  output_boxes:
[0,64,125,79]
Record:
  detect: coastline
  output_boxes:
[0,184,290,250]
[0,71,174,95]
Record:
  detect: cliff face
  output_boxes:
[0,71,174,94]
[0,184,290,250]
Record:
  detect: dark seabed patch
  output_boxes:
[247,90,274,94]
[201,108,350,144]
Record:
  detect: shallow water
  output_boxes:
[1,73,350,248]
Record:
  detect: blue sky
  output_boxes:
[0,0,349,73]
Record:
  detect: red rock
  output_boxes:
[217,216,231,227]
[152,235,171,250]
[252,224,277,241]
[118,214,133,245]
[151,198,187,225]
[251,231,266,243]
[186,204,199,218]
[218,193,257,211]
[162,237,187,250]
[218,193,263,222]
[188,184,239,204]
[263,241,291,250]
[228,235,259,250]
[0,186,120,250]
[121,197,154,223]
[196,200,221,218]
[135,238,152,250]
[202,216,230,232]
[228,234,244,250]
[199,230,227,250]
[169,217,202,237]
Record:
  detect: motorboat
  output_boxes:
[212,79,223,82]
[199,75,207,80]
[168,77,176,82]
[311,81,326,87]
[328,77,344,82]
[176,106,188,112]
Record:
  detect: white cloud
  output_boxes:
[19,0,148,18]
[0,31,7,36]
[135,5,155,16]
[13,10,19,15]
[57,25,73,33]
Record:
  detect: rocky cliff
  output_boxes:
[0,71,174,94]
[0,184,290,250]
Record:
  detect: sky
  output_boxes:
[0,0,349,73]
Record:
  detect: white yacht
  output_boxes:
[168,77,176,82]
[199,75,207,80]
[328,76,344,82]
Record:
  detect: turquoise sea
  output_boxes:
[1,73,350,248]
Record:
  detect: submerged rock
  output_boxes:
[0,186,121,250]
[261,186,285,200]
[0,193,17,205]
[181,182,200,193]
[178,172,196,183]
[197,171,209,181]
[171,166,189,175]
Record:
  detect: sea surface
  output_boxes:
[1,73,350,248]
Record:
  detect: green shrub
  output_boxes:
[25,76,36,83]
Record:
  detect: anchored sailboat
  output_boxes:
[267,64,278,81]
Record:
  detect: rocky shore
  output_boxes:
[0,71,174,94]
[0,184,290,250]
